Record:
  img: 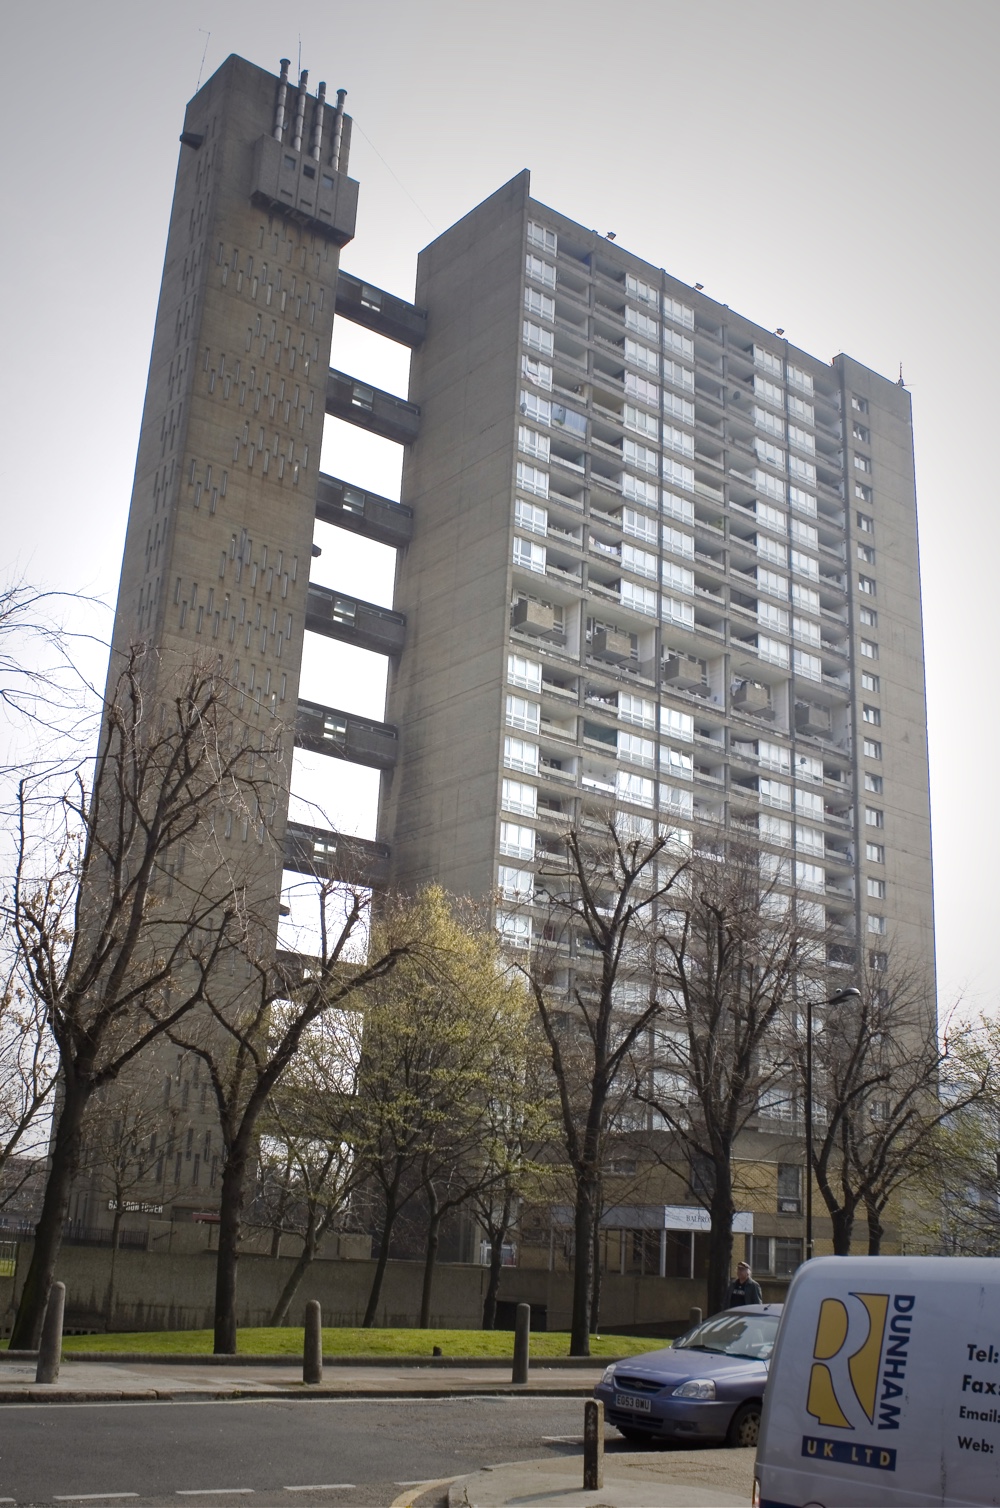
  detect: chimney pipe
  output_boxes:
[273,59,291,141]
[292,69,309,152]
[310,81,327,159]
[331,88,347,172]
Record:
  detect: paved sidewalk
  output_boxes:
[0,1354,603,1403]
[447,1449,753,1507]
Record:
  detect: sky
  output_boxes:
[2,0,997,1012]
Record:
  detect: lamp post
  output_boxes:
[804,986,861,1260]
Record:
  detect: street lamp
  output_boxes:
[804,986,861,1260]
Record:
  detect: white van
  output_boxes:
[755,1255,1000,1507]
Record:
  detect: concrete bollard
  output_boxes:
[511,1302,530,1384]
[583,1398,604,1490]
[303,1299,322,1384]
[35,1282,66,1384]
[689,1306,703,1327]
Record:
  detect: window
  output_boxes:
[857,511,874,533]
[858,574,876,595]
[520,390,551,425]
[860,638,878,660]
[796,861,824,893]
[508,653,542,691]
[663,326,694,359]
[660,706,694,742]
[863,738,882,759]
[870,951,888,972]
[790,519,818,549]
[623,543,658,579]
[754,375,784,408]
[623,438,659,475]
[625,272,659,308]
[754,467,786,502]
[854,453,873,474]
[867,914,887,935]
[789,456,817,485]
[618,730,655,767]
[663,357,695,391]
[663,423,695,458]
[660,745,693,780]
[758,567,789,599]
[663,457,694,491]
[789,486,818,518]
[855,480,873,503]
[513,536,546,573]
[759,602,789,634]
[622,507,658,543]
[498,911,532,949]
[792,583,820,613]
[795,788,823,819]
[786,363,814,395]
[852,422,870,443]
[791,549,819,580]
[523,320,554,356]
[858,545,877,567]
[620,692,656,728]
[793,616,821,646]
[759,740,791,773]
[499,821,535,859]
[505,694,540,732]
[861,672,880,692]
[662,562,694,598]
[788,424,816,456]
[660,783,694,817]
[755,405,785,439]
[525,253,556,289]
[622,580,659,615]
[625,371,659,406]
[796,751,823,784]
[514,498,547,535]
[755,437,786,471]
[663,293,695,329]
[616,770,655,807]
[625,337,659,374]
[516,461,549,498]
[867,877,887,899]
[748,1235,804,1276]
[753,345,783,379]
[758,636,790,668]
[527,221,557,255]
[796,824,824,854]
[758,536,788,566]
[757,501,786,532]
[777,1164,803,1215]
[502,778,537,816]
[760,778,792,810]
[624,403,659,441]
[662,525,695,560]
[862,704,881,725]
[859,605,878,627]
[866,841,885,863]
[788,395,814,425]
[518,425,549,462]
[864,772,883,794]
[793,649,822,681]
[504,736,539,773]
[623,473,659,507]
[852,394,869,414]
[498,864,532,900]
[521,353,553,390]
[865,806,884,828]
[760,814,793,846]
[663,391,694,425]
[524,287,554,321]
[625,306,659,340]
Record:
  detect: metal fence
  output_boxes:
[0,1240,16,1277]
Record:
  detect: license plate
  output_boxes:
[615,1393,651,1411]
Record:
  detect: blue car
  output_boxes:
[595,1304,782,1448]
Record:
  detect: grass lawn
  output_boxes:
[59,1326,668,1358]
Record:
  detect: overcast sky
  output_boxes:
[2,0,996,1013]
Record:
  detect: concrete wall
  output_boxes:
[2,1244,787,1337]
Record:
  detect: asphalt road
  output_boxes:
[0,1395,627,1507]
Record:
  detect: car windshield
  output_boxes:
[673,1312,779,1360]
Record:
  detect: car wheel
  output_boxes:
[726,1401,762,1448]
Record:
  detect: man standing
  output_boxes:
[727,1260,763,1307]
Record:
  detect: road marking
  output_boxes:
[54,1498,140,1503]
[176,1493,254,1498]
[283,1489,356,1494]
[541,1434,581,1442]
[389,1479,456,1508]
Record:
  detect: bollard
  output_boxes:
[689,1306,703,1327]
[303,1299,323,1384]
[583,1398,604,1490]
[511,1302,531,1384]
[35,1282,66,1385]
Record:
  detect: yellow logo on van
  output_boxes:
[807,1293,889,1430]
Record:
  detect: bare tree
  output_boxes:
[170,877,415,1354]
[525,816,688,1356]
[808,948,988,1254]
[637,837,813,1314]
[0,952,56,1208]
[6,651,260,1348]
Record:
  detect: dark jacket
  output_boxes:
[726,1276,763,1307]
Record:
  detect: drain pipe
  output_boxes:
[310,80,327,159]
[291,69,309,152]
[330,88,347,171]
[272,58,290,140]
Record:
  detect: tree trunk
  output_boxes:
[706,1175,735,1315]
[419,1206,441,1329]
[362,1194,399,1327]
[589,1208,603,1335]
[830,1204,855,1256]
[569,1175,596,1356]
[865,1200,884,1255]
[213,1151,247,1354]
[482,1193,513,1330]
[268,1206,325,1326]
[10,1081,89,1349]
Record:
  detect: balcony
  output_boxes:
[333,272,427,347]
[305,585,406,656]
[295,699,398,770]
[314,472,413,548]
[284,822,390,888]
[592,627,632,663]
[325,369,420,445]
